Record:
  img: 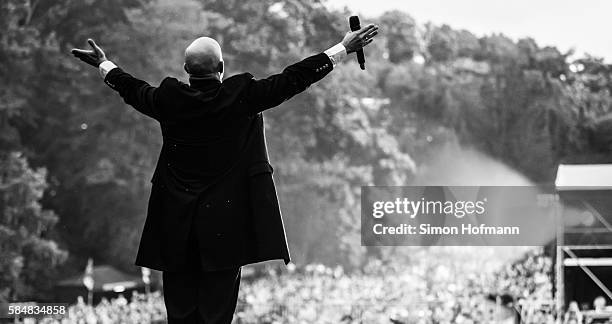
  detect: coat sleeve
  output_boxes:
[104,68,160,120]
[241,52,334,114]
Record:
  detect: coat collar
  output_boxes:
[188,74,221,91]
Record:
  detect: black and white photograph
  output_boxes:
[1,0,612,323]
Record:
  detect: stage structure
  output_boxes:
[555,164,612,319]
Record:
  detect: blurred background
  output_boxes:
[1,0,612,323]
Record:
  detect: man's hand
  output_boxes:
[71,39,107,67]
[341,24,379,54]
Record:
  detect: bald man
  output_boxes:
[71,23,378,324]
[184,37,223,77]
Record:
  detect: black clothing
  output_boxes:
[103,52,334,271]
[162,226,241,324]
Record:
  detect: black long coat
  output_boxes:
[103,52,334,271]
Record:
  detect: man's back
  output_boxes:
[104,52,342,187]
[152,72,256,182]
[99,52,343,272]
[70,23,379,322]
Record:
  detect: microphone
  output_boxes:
[349,15,365,70]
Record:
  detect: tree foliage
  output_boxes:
[0,152,67,302]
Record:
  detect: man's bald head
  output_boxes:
[184,37,223,77]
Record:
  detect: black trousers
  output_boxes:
[162,226,241,324]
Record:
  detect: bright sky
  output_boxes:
[326,0,611,61]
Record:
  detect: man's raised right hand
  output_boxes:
[341,24,379,54]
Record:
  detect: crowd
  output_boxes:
[234,247,554,323]
[23,247,557,324]
[562,297,612,324]
[492,249,555,324]
[234,261,497,323]
[35,292,166,324]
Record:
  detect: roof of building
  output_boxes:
[56,265,143,292]
[555,164,612,191]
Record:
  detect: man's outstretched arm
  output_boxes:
[71,39,159,120]
[243,23,379,114]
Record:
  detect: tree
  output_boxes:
[378,10,419,63]
[0,152,67,302]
